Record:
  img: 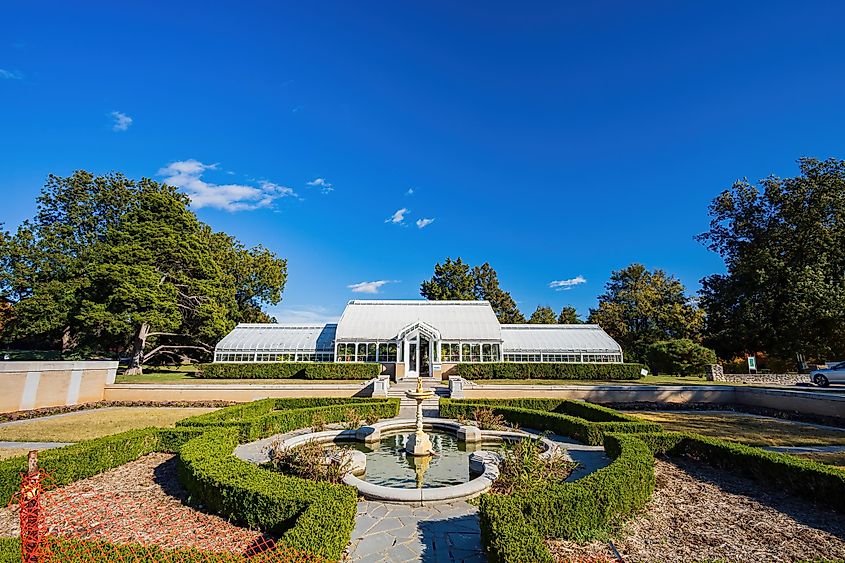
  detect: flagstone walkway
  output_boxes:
[348,500,485,563]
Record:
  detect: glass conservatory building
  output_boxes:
[214,300,623,378]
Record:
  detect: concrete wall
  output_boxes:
[462,383,845,420]
[0,361,118,413]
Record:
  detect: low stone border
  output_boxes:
[234,418,561,505]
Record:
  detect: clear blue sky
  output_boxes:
[2,2,844,323]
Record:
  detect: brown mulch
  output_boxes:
[547,458,845,563]
[0,401,237,423]
[0,453,271,554]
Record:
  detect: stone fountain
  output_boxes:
[404,377,435,456]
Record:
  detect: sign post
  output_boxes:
[747,356,757,374]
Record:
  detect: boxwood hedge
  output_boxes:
[196,362,381,380]
[0,426,204,506]
[440,398,661,446]
[480,433,655,563]
[176,397,399,441]
[637,431,845,513]
[454,362,646,380]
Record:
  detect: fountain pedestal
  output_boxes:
[405,379,435,456]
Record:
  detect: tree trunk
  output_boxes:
[124,322,150,376]
[60,326,75,355]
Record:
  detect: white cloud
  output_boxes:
[416,218,435,229]
[159,159,297,212]
[110,111,133,132]
[307,177,333,193]
[348,280,395,294]
[549,275,587,291]
[385,207,409,224]
[0,69,23,80]
[405,188,414,196]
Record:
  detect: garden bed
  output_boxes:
[547,457,845,562]
[0,453,268,554]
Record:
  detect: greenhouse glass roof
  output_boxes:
[215,324,337,352]
[500,324,622,354]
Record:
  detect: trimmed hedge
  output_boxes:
[454,361,646,380]
[196,362,381,380]
[480,433,655,562]
[177,398,400,441]
[0,536,325,562]
[0,426,204,506]
[177,428,356,560]
[440,398,661,446]
[637,431,845,513]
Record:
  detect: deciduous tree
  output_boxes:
[589,264,703,361]
[697,157,845,360]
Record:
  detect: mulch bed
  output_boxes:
[0,453,271,555]
[547,457,845,563]
[0,401,237,423]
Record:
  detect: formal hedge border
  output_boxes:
[637,431,845,513]
[479,433,655,563]
[0,536,324,562]
[0,426,204,506]
[454,362,646,380]
[195,362,381,380]
[176,398,400,441]
[440,398,662,446]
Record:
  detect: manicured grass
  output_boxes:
[792,451,845,470]
[0,407,217,442]
[627,411,845,447]
[115,370,366,385]
[471,375,735,386]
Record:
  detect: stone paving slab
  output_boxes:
[0,441,73,450]
[347,501,485,562]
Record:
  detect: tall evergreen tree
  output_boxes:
[557,306,581,324]
[528,305,557,324]
[589,264,703,361]
[420,258,525,323]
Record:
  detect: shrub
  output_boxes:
[493,439,577,495]
[645,339,716,375]
[177,428,357,560]
[195,362,380,380]
[440,399,661,446]
[454,362,645,380]
[637,431,845,513]
[0,426,204,506]
[470,407,508,430]
[177,398,399,442]
[267,440,352,484]
[479,433,655,562]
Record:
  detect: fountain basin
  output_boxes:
[238,418,560,505]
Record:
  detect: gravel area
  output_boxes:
[0,453,272,554]
[547,458,845,562]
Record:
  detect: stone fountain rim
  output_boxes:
[234,417,560,505]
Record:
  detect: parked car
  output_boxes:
[810,362,845,387]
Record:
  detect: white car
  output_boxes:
[810,362,845,387]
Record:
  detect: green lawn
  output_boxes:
[115,371,367,385]
[0,407,216,442]
[470,375,735,386]
[627,411,845,447]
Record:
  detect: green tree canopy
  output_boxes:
[588,264,703,361]
[528,305,557,324]
[697,157,845,360]
[0,171,287,372]
[557,306,581,324]
[420,258,525,323]
[645,339,717,376]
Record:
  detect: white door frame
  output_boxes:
[404,332,420,378]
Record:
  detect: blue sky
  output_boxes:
[2,2,844,323]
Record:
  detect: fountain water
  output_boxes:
[403,378,435,456]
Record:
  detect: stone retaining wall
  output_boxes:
[704,364,810,385]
